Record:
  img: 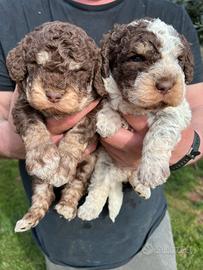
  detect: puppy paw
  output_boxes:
[134,183,151,199]
[78,204,101,221]
[26,143,60,180]
[15,216,39,232]
[49,156,77,187]
[138,162,170,189]
[129,171,151,199]
[96,111,121,137]
[50,168,69,187]
[109,207,120,223]
[55,203,77,221]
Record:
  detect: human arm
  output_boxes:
[170,83,203,164]
[0,90,25,159]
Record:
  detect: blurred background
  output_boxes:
[172,0,203,45]
[0,1,203,270]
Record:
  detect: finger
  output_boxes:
[101,141,125,161]
[47,112,87,134]
[122,114,148,133]
[12,85,19,103]
[8,86,20,131]
[101,128,138,150]
[83,143,97,156]
[9,85,20,114]
[101,141,138,168]
[51,134,63,144]
[47,99,101,134]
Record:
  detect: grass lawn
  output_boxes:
[0,159,202,270]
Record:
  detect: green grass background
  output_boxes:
[0,159,203,270]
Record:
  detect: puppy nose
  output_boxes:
[46,91,62,103]
[156,80,174,93]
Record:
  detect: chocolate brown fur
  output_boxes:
[7,21,103,231]
[55,153,97,220]
[178,35,194,83]
[15,178,55,232]
[101,20,193,89]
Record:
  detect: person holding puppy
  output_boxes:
[0,0,203,270]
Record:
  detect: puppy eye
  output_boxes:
[129,55,146,62]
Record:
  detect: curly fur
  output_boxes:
[6,21,104,232]
[78,18,193,222]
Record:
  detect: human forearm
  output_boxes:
[169,126,199,166]
[0,90,25,159]
[0,120,25,159]
[170,84,203,165]
[170,106,203,164]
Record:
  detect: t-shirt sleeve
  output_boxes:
[0,41,15,91]
[180,7,203,84]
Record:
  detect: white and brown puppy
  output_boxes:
[78,18,193,222]
[7,21,104,231]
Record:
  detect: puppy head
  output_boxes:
[101,18,194,111]
[6,21,103,116]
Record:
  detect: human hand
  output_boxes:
[101,115,148,168]
[46,100,100,155]
[101,112,194,169]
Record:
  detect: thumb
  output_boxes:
[123,114,148,133]
[8,85,20,131]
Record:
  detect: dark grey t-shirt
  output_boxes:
[0,0,202,269]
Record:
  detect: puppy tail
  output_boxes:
[108,182,123,223]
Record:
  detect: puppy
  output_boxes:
[6,21,105,231]
[78,18,193,222]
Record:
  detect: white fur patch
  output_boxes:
[103,75,122,110]
[128,19,149,27]
[147,18,182,56]
[36,51,50,65]
[96,102,122,137]
[69,61,81,70]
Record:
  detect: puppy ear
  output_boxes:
[179,35,194,84]
[100,24,128,78]
[93,54,107,97]
[100,31,112,78]
[6,42,27,82]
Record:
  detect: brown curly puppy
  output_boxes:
[6,21,105,232]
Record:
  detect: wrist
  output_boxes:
[169,126,197,166]
[170,131,201,171]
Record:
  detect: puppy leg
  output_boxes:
[55,153,97,220]
[24,123,60,180]
[108,182,123,222]
[15,178,54,232]
[129,171,151,199]
[96,102,122,137]
[50,117,96,187]
[13,96,60,180]
[77,181,110,221]
[138,100,191,188]
[78,149,111,221]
